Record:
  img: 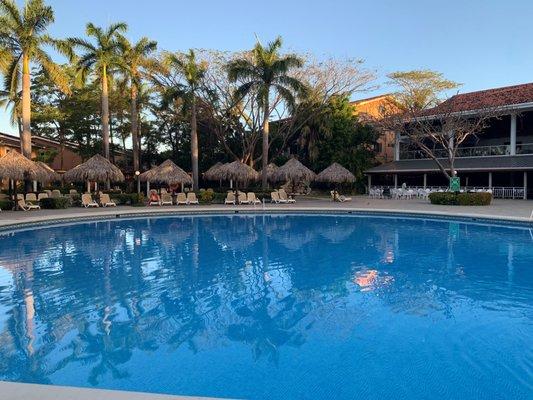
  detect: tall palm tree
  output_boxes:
[227,37,305,189]
[0,0,69,160]
[117,36,157,174]
[164,50,207,190]
[68,22,127,160]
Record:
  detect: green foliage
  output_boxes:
[39,197,70,209]
[198,190,214,203]
[428,192,492,206]
[111,192,144,205]
[0,199,14,210]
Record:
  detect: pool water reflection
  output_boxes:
[0,214,531,399]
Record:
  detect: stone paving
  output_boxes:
[1,196,532,229]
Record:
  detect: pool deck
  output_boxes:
[1,197,532,230]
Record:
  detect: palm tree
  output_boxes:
[0,0,70,160]
[227,37,305,189]
[117,36,157,174]
[68,22,127,160]
[164,50,207,190]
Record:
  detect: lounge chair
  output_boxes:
[161,193,173,206]
[176,193,188,205]
[247,192,261,205]
[26,193,37,202]
[187,192,199,205]
[69,189,78,196]
[238,192,250,204]
[52,190,62,198]
[18,198,40,211]
[225,192,236,205]
[16,194,24,201]
[82,193,99,208]
[271,192,285,204]
[100,193,117,207]
[38,192,48,201]
[278,190,295,203]
[331,190,352,202]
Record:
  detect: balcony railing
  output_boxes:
[400,143,533,159]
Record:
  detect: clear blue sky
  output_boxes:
[2,0,533,134]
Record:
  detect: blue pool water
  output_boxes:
[0,214,531,399]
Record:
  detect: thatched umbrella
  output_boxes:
[0,151,49,182]
[36,161,60,183]
[214,161,259,192]
[140,159,192,187]
[316,163,355,200]
[272,158,315,193]
[203,162,224,181]
[63,154,124,192]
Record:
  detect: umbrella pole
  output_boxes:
[13,180,18,210]
[87,181,90,194]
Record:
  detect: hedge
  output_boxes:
[428,192,492,206]
[39,197,70,209]
[0,199,14,210]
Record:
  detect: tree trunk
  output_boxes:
[131,85,140,173]
[261,97,270,190]
[58,126,65,171]
[21,54,32,192]
[191,96,199,190]
[101,65,110,160]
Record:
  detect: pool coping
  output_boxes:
[0,205,532,233]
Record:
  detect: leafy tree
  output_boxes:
[387,70,460,110]
[227,37,306,189]
[0,0,70,161]
[68,22,127,160]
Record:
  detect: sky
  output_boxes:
[2,0,533,134]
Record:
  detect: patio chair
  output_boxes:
[161,193,173,206]
[225,192,236,205]
[187,192,199,205]
[26,193,37,202]
[52,190,62,198]
[38,192,48,201]
[278,190,296,203]
[238,192,250,204]
[69,189,78,196]
[99,193,117,207]
[271,192,286,204]
[176,193,188,205]
[16,194,24,200]
[18,198,41,211]
[247,192,261,205]
[82,194,99,208]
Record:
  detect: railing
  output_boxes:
[400,143,533,159]
[369,186,526,199]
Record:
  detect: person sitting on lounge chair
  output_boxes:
[148,190,161,206]
[331,190,352,202]
[18,198,41,211]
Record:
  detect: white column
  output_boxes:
[394,174,398,188]
[394,132,401,161]
[423,173,427,189]
[87,181,90,193]
[488,172,493,188]
[146,181,150,196]
[510,114,517,155]
[368,175,372,190]
[524,171,528,200]
[32,181,37,192]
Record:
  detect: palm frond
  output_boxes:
[0,0,22,26]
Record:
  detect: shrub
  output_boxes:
[0,199,14,210]
[39,197,70,209]
[107,192,145,206]
[199,190,214,203]
[429,192,492,206]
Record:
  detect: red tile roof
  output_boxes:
[431,82,533,114]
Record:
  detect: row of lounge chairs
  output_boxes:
[224,192,262,205]
[82,193,116,208]
[150,192,199,206]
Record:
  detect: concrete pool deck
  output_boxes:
[1,196,532,230]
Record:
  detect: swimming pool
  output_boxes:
[0,214,531,399]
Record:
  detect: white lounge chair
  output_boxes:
[18,198,40,211]
[161,193,173,206]
[278,190,295,203]
[52,190,62,198]
[26,193,38,202]
[238,192,250,204]
[247,192,261,204]
[176,193,188,205]
[225,192,236,205]
[38,192,48,201]
[187,192,199,205]
[271,192,286,204]
[99,193,117,207]
[82,193,99,208]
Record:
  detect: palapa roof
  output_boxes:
[0,151,49,182]
[140,159,192,185]
[316,163,355,184]
[63,154,125,183]
[214,161,259,182]
[203,162,224,181]
[36,161,61,182]
[261,163,279,181]
[272,158,315,182]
